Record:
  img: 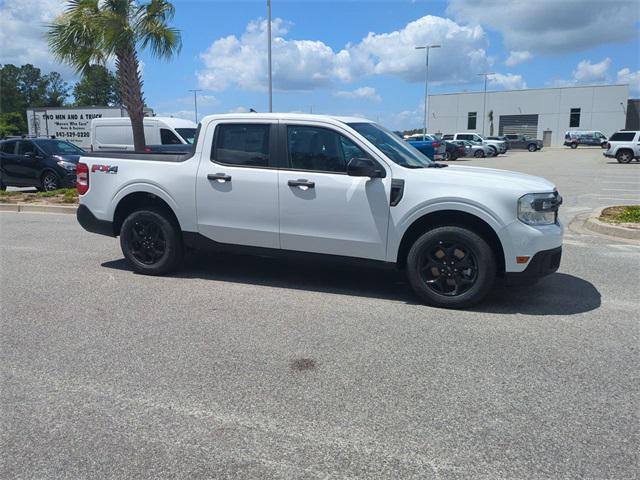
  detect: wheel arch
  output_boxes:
[113,191,181,236]
[396,209,506,276]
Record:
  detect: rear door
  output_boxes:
[0,141,18,183]
[196,121,280,248]
[278,122,390,260]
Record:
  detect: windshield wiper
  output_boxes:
[427,162,448,168]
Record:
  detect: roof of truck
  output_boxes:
[199,113,375,125]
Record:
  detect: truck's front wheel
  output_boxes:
[406,226,496,309]
[120,209,183,275]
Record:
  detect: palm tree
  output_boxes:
[48,0,181,151]
[488,110,494,136]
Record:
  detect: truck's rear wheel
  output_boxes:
[616,150,633,164]
[120,209,183,275]
[406,226,496,309]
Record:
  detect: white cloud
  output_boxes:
[505,51,532,66]
[334,87,381,102]
[617,68,640,96]
[157,110,196,121]
[176,94,218,107]
[0,0,70,75]
[448,0,640,54]
[550,58,612,87]
[573,58,611,83]
[226,106,249,114]
[488,73,527,90]
[198,15,493,92]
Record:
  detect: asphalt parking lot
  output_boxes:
[1,147,639,479]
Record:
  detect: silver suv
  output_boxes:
[604,131,640,163]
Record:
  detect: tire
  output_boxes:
[527,144,537,152]
[570,142,578,149]
[474,149,484,158]
[488,146,498,156]
[406,226,497,309]
[444,151,452,161]
[616,150,633,164]
[120,208,183,275]
[40,171,59,191]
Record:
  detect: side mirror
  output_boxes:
[347,157,385,178]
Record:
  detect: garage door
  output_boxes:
[499,114,539,138]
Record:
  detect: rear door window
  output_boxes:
[17,141,37,155]
[0,141,17,154]
[610,132,636,142]
[212,124,270,167]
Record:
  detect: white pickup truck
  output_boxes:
[76,113,563,308]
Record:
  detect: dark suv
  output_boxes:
[0,138,84,191]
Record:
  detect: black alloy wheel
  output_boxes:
[418,240,478,297]
[528,144,537,152]
[120,209,183,275]
[129,219,167,265]
[406,226,496,308]
[41,171,59,191]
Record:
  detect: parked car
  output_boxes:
[603,130,640,163]
[563,130,608,149]
[498,134,543,152]
[75,113,563,309]
[442,133,507,156]
[443,140,466,161]
[0,138,84,191]
[406,137,445,160]
[90,116,197,151]
[452,140,493,158]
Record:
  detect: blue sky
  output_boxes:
[1,0,639,130]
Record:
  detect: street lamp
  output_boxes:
[188,89,202,123]
[415,44,440,140]
[267,0,273,112]
[477,72,494,136]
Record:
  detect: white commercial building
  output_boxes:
[427,84,629,147]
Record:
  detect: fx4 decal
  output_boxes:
[91,164,118,174]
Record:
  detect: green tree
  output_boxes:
[73,64,121,106]
[44,71,70,106]
[48,0,182,150]
[0,112,27,137]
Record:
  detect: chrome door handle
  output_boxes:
[208,173,231,182]
[288,179,315,189]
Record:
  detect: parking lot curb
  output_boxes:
[0,203,77,215]
[583,207,640,241]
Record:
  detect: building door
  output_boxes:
[543,130,552,147]
[499,114,539,138]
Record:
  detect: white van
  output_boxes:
[90,117,197,151]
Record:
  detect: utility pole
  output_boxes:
[477,73,494,136]
[188,89,202,123]
[415,44,440,140]
[267,0,273,112]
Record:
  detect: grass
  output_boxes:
[600,205,640,224]
[0,188,78,204]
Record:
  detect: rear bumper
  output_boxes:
[504,246,562,286]
[77,204,115,237]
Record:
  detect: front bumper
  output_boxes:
[504,246,562,286]
[603,152,615,158]
[61,172,77,188]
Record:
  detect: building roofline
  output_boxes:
[429,83,630,97]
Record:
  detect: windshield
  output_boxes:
[348,122,433,168]
[175,128,197,144]
[37,140,84,155]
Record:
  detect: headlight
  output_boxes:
[56,160,76,171]
[518,192,562,225]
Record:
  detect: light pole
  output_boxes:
[188,89,202,123]
[415,44,440,140]
[267,0,273,112]
[477,72,494,136]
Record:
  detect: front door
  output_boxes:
[196,121,280,248]
[278,124,390,260]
